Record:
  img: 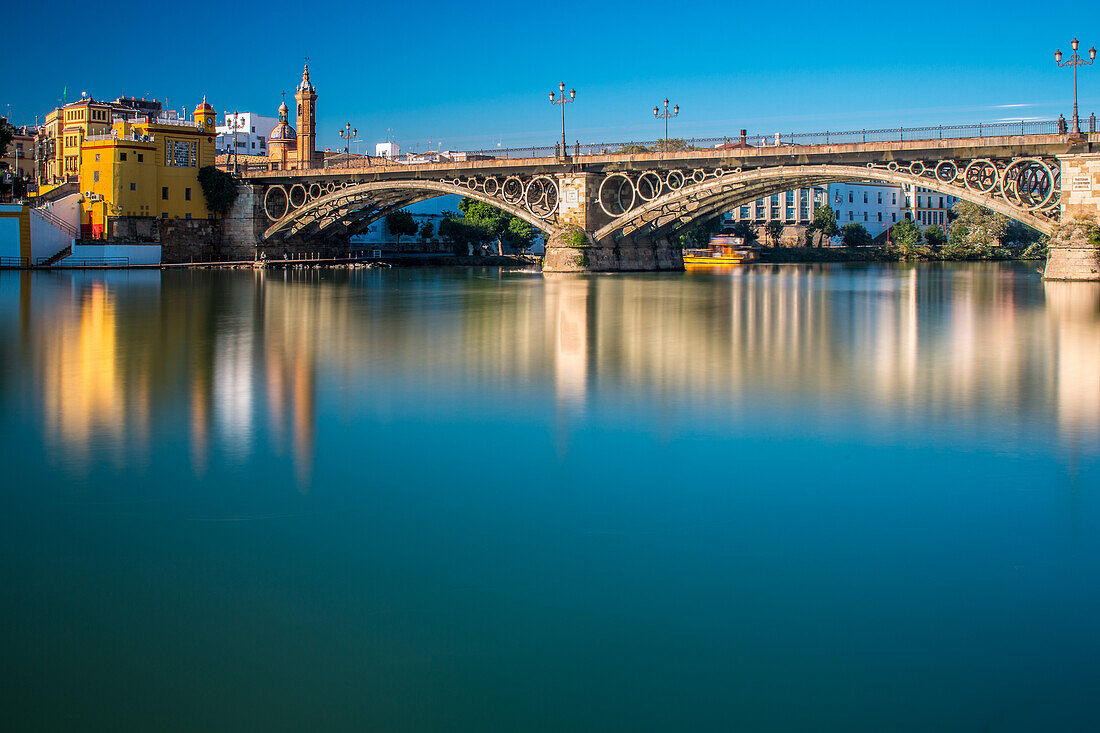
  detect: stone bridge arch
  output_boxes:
[262,178,563,241]
[592,163,1058,245]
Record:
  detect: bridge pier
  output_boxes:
[1045,152,1100,281]
[543,171,684,273]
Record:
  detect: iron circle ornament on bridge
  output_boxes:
[288,183,308,209]
[637,172,663,202]
[598,173,637,218]
[523,176,559,219]
[964,160,999,194]
[263,185,290,221]
[326,182,336,194]
[909,161,925,176]
[1000,158,1057,211]
[665,170,686,191]
[934,160,959,184]
[308,183,323,201]
[501,177,524,205]
[482,176,499,196]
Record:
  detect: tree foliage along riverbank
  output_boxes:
[435,198,537,254]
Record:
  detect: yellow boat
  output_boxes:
[683,235,758,265]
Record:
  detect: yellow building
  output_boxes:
[39,96,172,185]
[78,101,218,237]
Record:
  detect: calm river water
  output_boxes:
[1,263,1098,731]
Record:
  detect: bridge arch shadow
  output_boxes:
[263,179,561,242]
[594,164,1056,245]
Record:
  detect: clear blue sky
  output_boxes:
[5,0,1100,151]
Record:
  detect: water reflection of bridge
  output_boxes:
[2,266,1097,482]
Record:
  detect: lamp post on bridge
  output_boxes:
[339,122,359,164]
[654,98,679,153]
[225,111,246,175]
[548,82,575,158]
[1055,38,1096,138]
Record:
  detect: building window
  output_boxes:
[863,212,868,222]
[892,213,896,222]
[95,153,100,162]
[161,212,168,219]
[185,188,191,201]
[162,187,168,200]
[892,193,896,205]
[130,182,136,191]
[848,191,853,203]
[849,211,853,221]
[863,192,868,203]
[939,196,944,208]
[877,192,882,204]
[93,171,99,182]
[251,142,256,149]
[120,152,127,161]
[185,213,192,219]
[917,196,923,207]
[137,154,143,163]
[251,126,255,133]
[878,212,882,222]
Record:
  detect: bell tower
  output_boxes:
[294,61,317,169]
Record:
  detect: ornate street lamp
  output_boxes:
[548,82,575,158]
[654,98,679,153]
[1055,38,1096,137]
[339,122,359,161]
[226,111,246,174]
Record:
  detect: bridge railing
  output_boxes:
[282,119,1065,173]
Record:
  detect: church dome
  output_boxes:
[269,122,296,142]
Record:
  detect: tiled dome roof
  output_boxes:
[269,122,296,142]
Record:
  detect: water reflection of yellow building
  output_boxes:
[36,279,151,462]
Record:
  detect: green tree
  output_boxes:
[385,209,418,246]
[456,197,538,253]
[841,222,872,247]
[504,217,536,252]
[889,217,923,257]
[618,143,652,154]
[196,166,239,216]
[923,225,946,248]
[418,220,434,240]
[810,204,838,247]
[945,201,1007,259]
[764,221,784,247]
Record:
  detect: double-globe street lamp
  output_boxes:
[1055,38,1096,137]
[549,82,575,157]
[339,122,359,164]
[225,111,246,174]
[654,98,679,152]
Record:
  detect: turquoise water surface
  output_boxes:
[1,263,1098,731]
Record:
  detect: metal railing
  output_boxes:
[0,256,30,267]
[35,255,130,267]
[30,206,79,238]
[328,119,1063,167]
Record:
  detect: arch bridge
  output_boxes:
[242,131,1099,276]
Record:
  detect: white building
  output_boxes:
[215,112,280,157]
[724,180,959,240]
[375,141,400,160]
[724,186,829,227]
[830,182,906,239]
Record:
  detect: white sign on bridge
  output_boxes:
[1071,176,1092,191]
